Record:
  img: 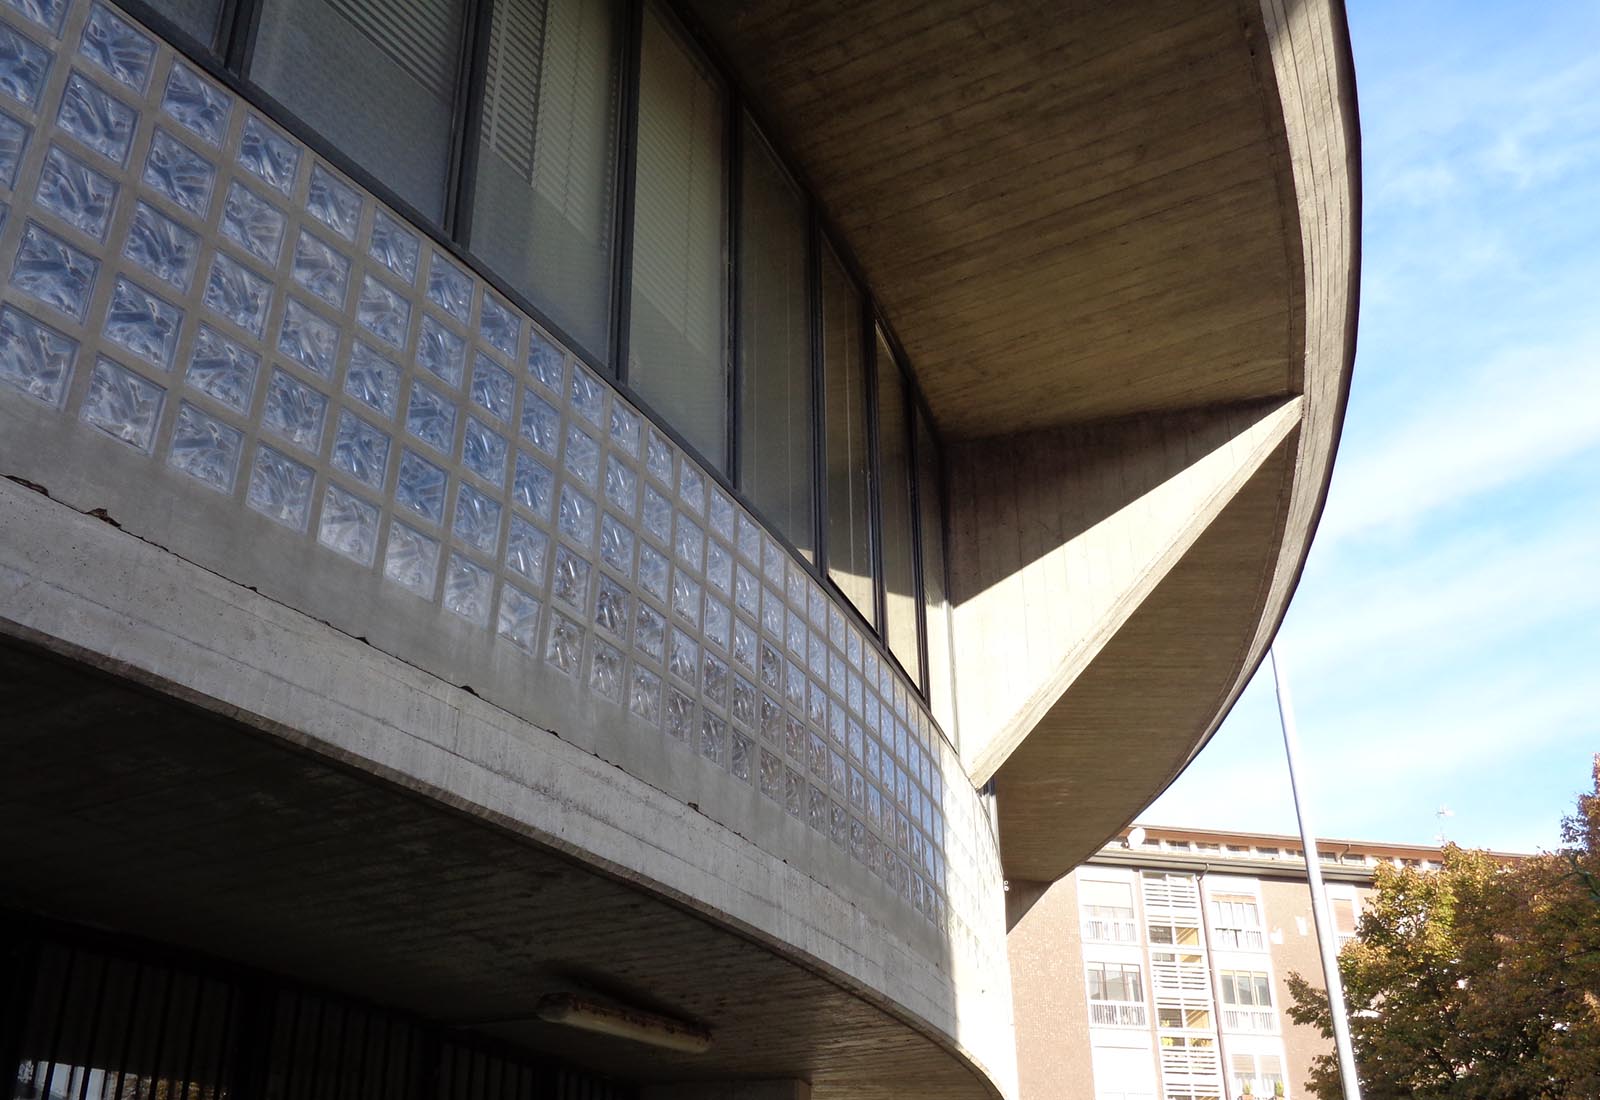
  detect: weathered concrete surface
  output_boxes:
[0,476,1017,1099]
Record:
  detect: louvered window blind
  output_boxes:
[627,3,727,469]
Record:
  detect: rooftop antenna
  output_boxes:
[1270,645,1363,1100]
[1435,805,1455,846]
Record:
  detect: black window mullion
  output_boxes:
[864,304,886,635]
[445,0,499,244]
[221,0,263,73]
[610,0,644,383]
[905,363,929,695]
[725,93,743,482]
[808,205,826,576]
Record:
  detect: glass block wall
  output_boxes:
[0,0,1002,965]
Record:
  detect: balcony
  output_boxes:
[1221,1008,1278,1033]
[1083,917,1140,943]
[1089,1001,1149,1028]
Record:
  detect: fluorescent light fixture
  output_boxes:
[535,993,713,1054]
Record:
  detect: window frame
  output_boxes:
[119,0,957,729]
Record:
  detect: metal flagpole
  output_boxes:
[1270,644,1363,1100]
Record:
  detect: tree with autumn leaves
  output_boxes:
[1286,757,1600,1099]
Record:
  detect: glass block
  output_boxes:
[237,115,299,194]
[667,627,697,685]
[367,208,419,282]
[562,363,601,427]
[162,63,229,146]
[678,464,704,517]
[786,769,804,817]
[704,596,730,651]
[306,163,360,241]
[702,651,728,708]
[504,514,548,585]
[395,448,446,523]
[143,129,214,220]
[709,487,735,542]
[557,484,594,547]
[426,252,471,322]
[452,481,501,554]
[563,423,598,487]
[0,23,50,109]
[671,570,700,628]
[829,602,846,651]
[603,454,637,517]
[61,70,139,167]
[80,4,154,92]
[594,574,629,638]
[124,202,196,291]
[219,180,284,265]
[759,640,780,691]
[81,356,161,449]
[761,586,783,638]
[731,674,755,730]
[292,230,349,310]
[7,0,66,34]
[809,783,828,831]
[331,409,389,490]
[699,713,726,767]
[511,451,552,518]
[830,651,846,694]
[783,716,805,765]
[759,748,782,800]
[734,563,758,618]
[203,252,271,337]
[806,730,826,777]
[344,342,400,418]
[379,521,438,597]
[764,536,785,586]
[732,618,757,672]
[809,582,828,628]
[809,629,828,678]
[551,543,589,611]
[786,608,805,657]
[405,381,455,454]
[0,108,25,187]
[246,443,313,530]
[357,275,409,349]
[519,391,558,454]
[674,514,703,573]
[470,354,514,420]
[185,326,263,416]
[638,543,668,601]
[12,220,97,320]
[415,314,465,389]
[629,664,661,724]
[644,428,672,486]
[167,401,241,493]
[598,512,633,577]
[664,688,693,744]
[36,144,117,240]
[849,815,865,859]
[443,553,492,626]
[0,303,74,406]
[479,293,518,359]
[761,694,783,742]
[609,400,639,458]
[633,601,665,663]
[706,539,732,596]
[461,416,506,487]
[261,368,326,453]
[527,327,563,391]
[590,639,624,703]
[497,583,541,654]
[546,612,582,675]
[830,800,847,846]
[847,627,862,669]
[278,298,339,379]
[104,276,181,372]
[787,562,806,609]
[641,484,670,545]
[737,513,760,563]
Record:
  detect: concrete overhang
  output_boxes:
[682,0,1360,880]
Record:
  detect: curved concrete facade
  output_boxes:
[0,0,1357,1096]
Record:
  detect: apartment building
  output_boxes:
[0,0,1358,1096]
[1009,827,1454,1100]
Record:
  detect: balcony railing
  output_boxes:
[1213,927,1266,951]
[1083,917,1139,943]
[1089,1001,1148,1027]
[1221,1007,1277,1033]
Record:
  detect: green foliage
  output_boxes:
[1286,758,1600,1100]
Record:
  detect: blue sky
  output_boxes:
[1142,0,1600,854]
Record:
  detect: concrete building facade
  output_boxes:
[0,0,1358,1097]
[1008,828,1458,1100]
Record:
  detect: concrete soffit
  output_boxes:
[951,394,1304,786]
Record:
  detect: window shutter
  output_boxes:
[325,0,460,99]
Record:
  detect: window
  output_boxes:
[629,5,728,468]
[470,0,624,359]
[822,244,874,625]
[141,0,224,49]
[737,119,813,557]
[1219,970,1276,1033]
[875,331,919,683]
[249,0,467,221]
[1080,879,1137,943]
[1086,962,1146,1024]
[916,407,953,731]
[1331,891,1360,948]
[1210,892,1265,950]
[1230,1052,1286,1098]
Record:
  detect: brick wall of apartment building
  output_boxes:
[1009,876,1098,1099]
